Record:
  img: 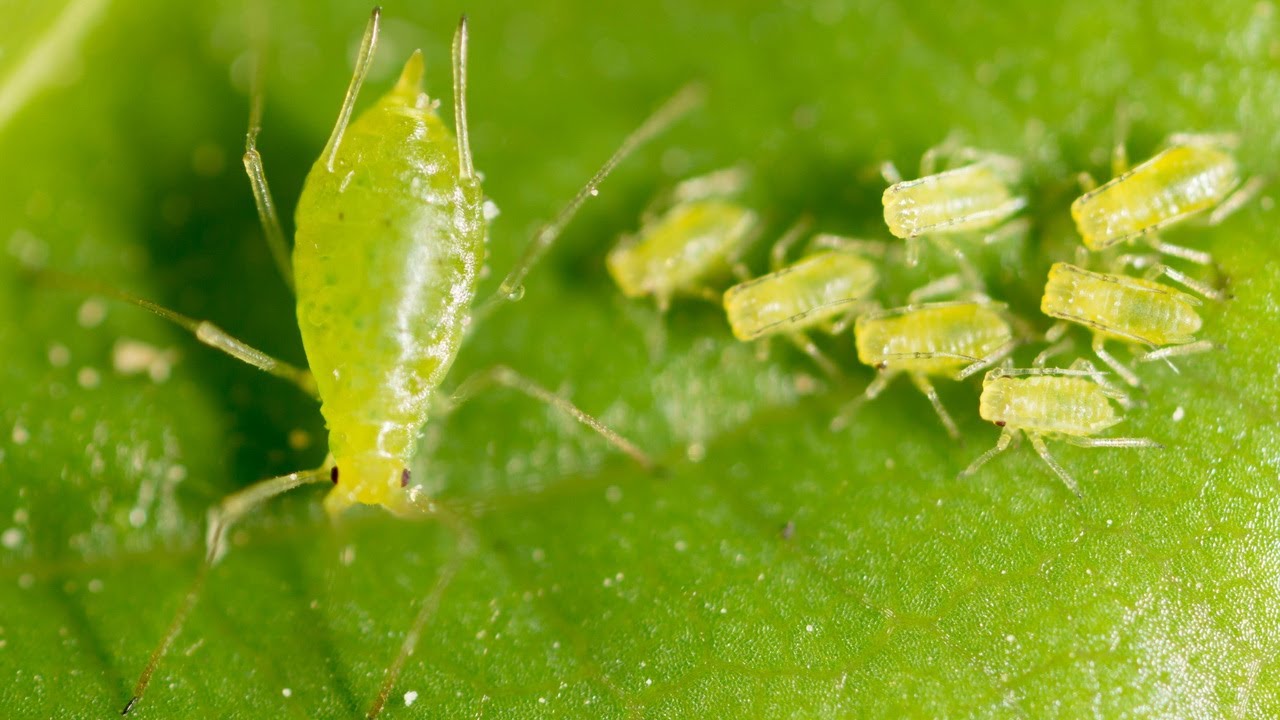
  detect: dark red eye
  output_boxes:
[401,468,411,487]
[330,466,340,484]
[995,421,1006,427]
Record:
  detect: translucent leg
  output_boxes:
[908,372,960,439]
[320,8,381,171]
[769,216,814,271]
[1136,340,1216,364]
[960,427,1015,478]
[1092,336,1141,387]
[807,234,888,258]
[122,466,331,714]
[36,270,316,396]
[1064,435,1162,449]
[445,365,654,471]
[1111,103,1132,176]
[1144,263,1228,301]
[880,160,904,185]
[475,84,704,320]
[1033,325,1073,367]
[787,332,839,378]
[1029,434,1079,496]
[242,8,293,292]
[831,370,895,431]
[1144,233,1213,266]
[908,273,965,304]
[956,339,1018,380]
[1077,171,1099,193]
[1208,175,1266,226]
[930,235,986,293]
[451,16,474,180]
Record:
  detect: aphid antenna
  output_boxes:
[987,367,1106,379]
[474,82,705,321]
[321,7,381,172]
[956,340,1018,380]
[242,3,294,292]
[451,15,474,180]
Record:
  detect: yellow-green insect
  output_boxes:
[881,142,1027,287]
[1040,262,1212,386]
[1072,133,1264,270]
[111,10,696,716]
[843,300,1016,438]
[607,167,759,310]
[722,223,880,375]
[960,363,1161,495]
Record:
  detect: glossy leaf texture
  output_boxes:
[1,0,1278,717]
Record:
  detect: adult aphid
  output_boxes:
[960,363,1161,495]
[881,139,1028,289]
[607,166,759,311]
[1039,262,1212,386]
[102,9,698,716]
[721,219,881,376]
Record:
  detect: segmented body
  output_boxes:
[608,196,757,309]
[293,54,483,515]
[1041,263,1201,347]
[723,250,877,340]
[882,162,1025,239]
[979,373,1121,437]
[1072,144,1239,250]
[855,301,1013,377]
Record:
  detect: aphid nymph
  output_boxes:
[961,363,1161,495]
[98,10,697,716]
[607,166,759,311]
[1040,262,1212,386]
[722,221,880,375]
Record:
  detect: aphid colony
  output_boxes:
[609,135,1259,495]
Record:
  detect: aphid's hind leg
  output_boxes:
[475,84,704,321]
[1028,434,1080,496]
[445,365,655,471]
[319,8,381,170]
[241,11,294,292]
[1143,232,1214,266]
[1063,435,1162,449]
[959,426,1015,479]
[35,270,317,396]
[122,466,331,714]
[908,372,961,439]
[1208,175,1266,226]
[830,369,897,431]
[786,333,839,378]
[1144,262,1229,301]
[1091,335,1141,387]
[1136,340,1216,365]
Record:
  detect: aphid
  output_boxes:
[1040,262,1212,386]
[960,363,1161,495]
[881,140,1028,288]
[722,222,880,375]
[1072,133,1264,273]
[843,300,1017,438]
[104,11,697,716]
[607,166,759,311]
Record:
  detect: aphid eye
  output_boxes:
[995,421,1007,427]
[401,468,411,488]
[875,362,888,370]
[330,466,340,484]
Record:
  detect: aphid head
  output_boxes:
[881,185,919,240]
[323,454,416,518]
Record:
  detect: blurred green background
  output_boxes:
[1,0,1279,717]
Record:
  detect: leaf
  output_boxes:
[2,0,1279,717]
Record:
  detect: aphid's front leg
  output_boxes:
[786,332,839,378]
[1033,322,1073,367]
[1135,339,1217,365]
[123,466,332,715]
[907,273,966,304]
[1028,434,1080,496]
[1143,262,1228,302]
[1091,335,1141,387]
[956,339,1017,380]
[959,426,1016,479]
[908,372,961,439]
[880,160,905,185]
[446,364,655,471]
[1067,357,1132,408]
[830,369,897,431]
[1143,232,1214,266]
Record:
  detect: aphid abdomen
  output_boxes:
[723,251,877,340]
[1042,263,1203,346]
[608,199,756,302]
[1072,145,1239,250]
[293,56,484,508]
[980,376,1119,436]
[857,303,1012,375]
[883,164,1021,238]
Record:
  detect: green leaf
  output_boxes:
[3,0,1279,717]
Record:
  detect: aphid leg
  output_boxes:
[1110,104,1132,176]
[919,134,964,175]
[1076,172,1098,193]
[904,235,923,267]
[446,365,655,471]
[807,234,888,258]
[908,372,961,439]
[907,273,965,304]
[320,7,381,171]
[769,216,814,271]
[1208,175,1266,226]
[1143,233,1214,266]
[34,270,317,396]
[1033,326,1073,368]
[981,215,1030,246]
[830,370,896,431]
[825,305,866,336]
[731,261,753,283]
[956,339,1017,380]
[930,235,985,292]
[1144,263,1228,301]
[754,337,773,363]
[241,10,293,292]
[1067,357,1133,408]
[1136,339,1216,365]
[123,466,331,714]
[477,84,704,318]
[959,427,1015,479]
[451,16,475,180]
[880,160,904,185]
[786,333,839,378]
[1091,336,1141,387]
[671,165,749,204]
[1163,132,1241,150]
[1028,434,1080,496]
[1064,435,1163,449]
